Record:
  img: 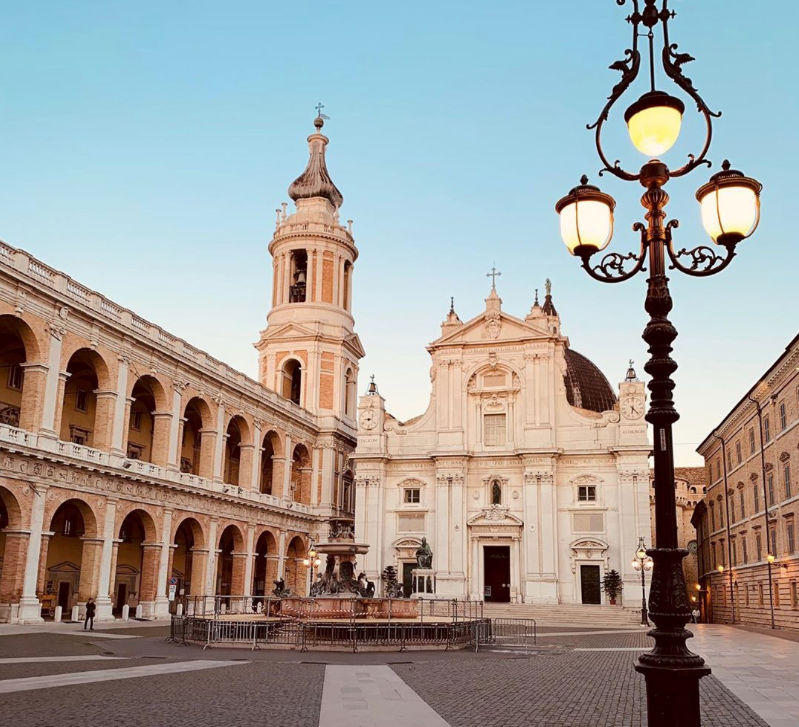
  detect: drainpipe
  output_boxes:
[712,431,736,624]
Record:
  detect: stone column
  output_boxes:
[95,498,118,621]
[250,421,263,492]
[166,384,184,471]
[243,526,255,598]
[189,548,208,598]
[78,537,104,606]
[311,447,321,505]
[276,530,287,580]
[320,447,334,508]
[138,543,161,618]
[52,371,71,438]
[205,519,219,595]
[198,429,216,480]
[306,248,315,303]
[282,434,293,499]
[154,509,173,618]
[17,483,48,622]
[230,553,247,597]
[108,540,121,602]
[93,391,119,452]
[212,401,226,483]
[35,327,65,437]
[0,532,29,621]
[110,356,130,455]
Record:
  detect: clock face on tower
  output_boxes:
[359,409,378,430]
[621,395,645,420]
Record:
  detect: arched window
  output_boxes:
[344,368,356,417]
[289,250,308,303]
[342,260,351,310]
[281,360,302,405]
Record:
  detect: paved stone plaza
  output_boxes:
[1,621,796,726]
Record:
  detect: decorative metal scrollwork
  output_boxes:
[588,0,719,181]
[581,224,649,283]
[665,219,737,276]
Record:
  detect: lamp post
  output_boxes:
[303,545,321,596]
[632,537,654,626]
[555,3,762,725]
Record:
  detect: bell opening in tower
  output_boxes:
[289,250,308,303]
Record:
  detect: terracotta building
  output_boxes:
[0,115,361,623]
[649,467,705,592]
[694,334,799,630]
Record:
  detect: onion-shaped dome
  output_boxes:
[563,349,617,413]
[288,116,344,209]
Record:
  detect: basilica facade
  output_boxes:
[353,284,652,605]
[0,115,359,623]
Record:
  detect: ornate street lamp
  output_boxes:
[303,545,321,596]
[555,2,762,725]
[632,537,654,626]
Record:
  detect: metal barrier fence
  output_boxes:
[472,617,537,653]
[169,614,492,652]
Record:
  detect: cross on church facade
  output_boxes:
[486,265,502,290]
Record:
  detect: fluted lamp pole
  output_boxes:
[632,537,654,626]
[555,2,761,726]
[303,545,321,596]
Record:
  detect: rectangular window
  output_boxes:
[720,542,726,567]
[754,485,760,512]
[726,450,732,470]
[788,522,796,555]
[483,414,507,447]
[131,411,143,431]
[731,539,737,566]
[573,512,604,532]
[75,390,88,413]
[749,428,756,455]
[736,441,742,465]
[770,526,778,558]
[711,542,717,568]
[403,488,420,504]
[719,503,725,528]
[756,532,763,561]
[7,364,23,391]
[745,585,750,607]
[742,537,748,564]
[784,464,792,499]
[739,490,745,519]
[578,485,597,502]
[730,498,736,523]
[764,415,771,442]
[768,474,775,506]
[779,402,787,431]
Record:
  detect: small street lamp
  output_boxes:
[555,2,761,725]
[303,545,321,596]
[631,537,654,626]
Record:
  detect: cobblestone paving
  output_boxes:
[535,632,653,649]
[393,651,769,727]
[0,661,325,727]
[0,657,180,681]
[0,634,110,658]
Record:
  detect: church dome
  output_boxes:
[563,348,617,413]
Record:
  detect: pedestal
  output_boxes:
[411,569,436,597]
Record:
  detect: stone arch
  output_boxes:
[180,396,214,478]
[216,523,246,596]
[44,497,101,611]
[252,528,279,600]
[280,358,303,406]
[285,535,308,595]
[0,485,25,610]
[114,507,159,615]
[172,516,205,601]
[0,315,45,431]
[259,429,283,495]
[126,375,170,465]
[59,348,114,450]
[223,415,252,487]
[291,443,312,505]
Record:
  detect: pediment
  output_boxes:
[467,505,524,527]
[47,560,81,573]
[259,321,319,341]
[570,538,609,553]
[344,332,366,359]
[432,311,549,347]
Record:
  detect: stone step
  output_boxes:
[483,603,642,625]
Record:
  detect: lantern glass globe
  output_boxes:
[696,162,762,245]
[624,91,685,157]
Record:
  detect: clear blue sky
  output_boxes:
[0,1,795,465]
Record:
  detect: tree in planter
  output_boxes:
[602,569,623,605]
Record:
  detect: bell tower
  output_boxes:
[255,113,364,428]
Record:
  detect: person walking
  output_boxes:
[84,597,96,631]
